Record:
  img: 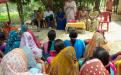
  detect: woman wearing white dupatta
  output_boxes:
[64,0,77,21]
[20,32,42,57]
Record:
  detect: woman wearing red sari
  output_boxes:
[2,22,18,39]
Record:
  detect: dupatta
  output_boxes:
[49,46,79,75]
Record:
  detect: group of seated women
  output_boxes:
[0,25,121,75]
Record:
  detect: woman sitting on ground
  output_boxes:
[5,30,20,54]
[20,25,42,48]
[2,22,18,39]
[43,30,56,60]
[49,46,79,75]
[80,47,110,75]
[80,58,109,75]
[64,30,85,60]
[47,39,65,63]
[84,30,110,58]
[0,46,47,75]
[20,30,42,58]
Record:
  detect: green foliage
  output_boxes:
[0,11,19,22]
[9,0,31,5]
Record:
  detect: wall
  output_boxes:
[118,0,121,14]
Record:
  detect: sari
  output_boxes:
[2,22,18,39]
[114,60,121,75]
[56,11,66,30]
[64,39,85,60]
[49,46,79,75]
[27,29,41,47]
[43,41,56,61]
[0,47,44,75]
[20,32,42,57]
[80,58,109,75]
[84,32,109,58]
[20,24,42,47]
[5,30,20,54]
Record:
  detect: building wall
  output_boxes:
[118,0,121,14]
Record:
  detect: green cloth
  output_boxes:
[50,41,55,51]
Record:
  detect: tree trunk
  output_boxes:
[94,0,100,11]
[17,0,24,24]
[6,2,11,22]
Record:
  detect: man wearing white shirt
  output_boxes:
[44,7,54,28]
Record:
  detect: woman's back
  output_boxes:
[49,46,79,75]
[80,59,109,75]
[1,48,28,75]
[64,39,85,60]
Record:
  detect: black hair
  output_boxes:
[69,30,78,46]
[93,47,110,66]
[48,30,56,52]
[54,39,65,54]
[48,30,56,41]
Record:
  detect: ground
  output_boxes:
[29,13,121,55]
[0,13,121,75]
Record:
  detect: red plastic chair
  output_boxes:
[97,11,110,32]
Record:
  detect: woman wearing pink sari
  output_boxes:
[80,58,109,75]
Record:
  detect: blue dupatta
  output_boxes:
[22,46,42,73]
[5,30,20,54]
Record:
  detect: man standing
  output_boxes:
[64,0,77,21]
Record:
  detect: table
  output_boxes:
[65,21,86,32]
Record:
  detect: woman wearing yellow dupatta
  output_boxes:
[49,46,79,75]
[84,31,110,58]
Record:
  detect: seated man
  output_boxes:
[44,6,54,28]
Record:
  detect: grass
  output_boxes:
[0,11,19,22]
[0,11,22,26]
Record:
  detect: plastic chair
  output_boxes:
[97,11,110,32]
